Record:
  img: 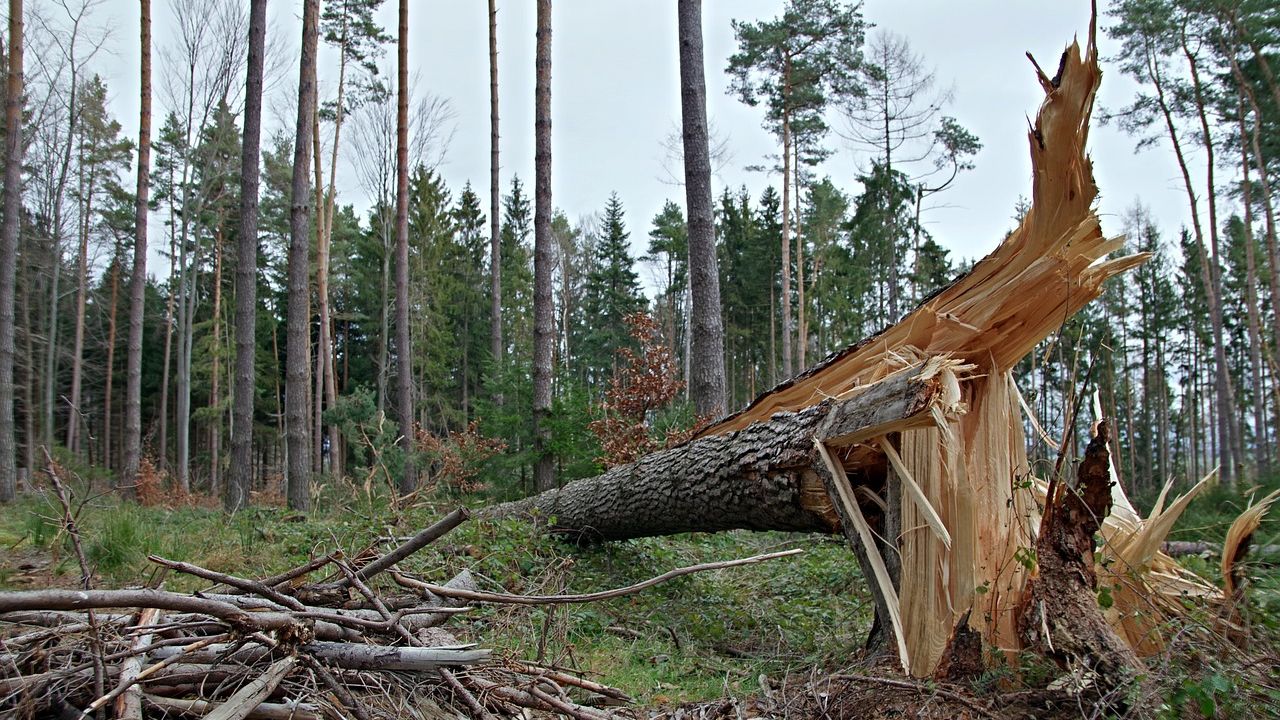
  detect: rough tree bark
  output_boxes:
[228,0,267,512]
[0,0,22,502]
[122,0,152,499]
[532,0,554,492]
[678,0,726,418]
[394,0,415,495]
[488,0,502,382]
[491,365,939,542]
[287,0,319,511]
[1017,420,1143,702]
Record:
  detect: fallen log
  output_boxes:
[479,13,1233,683]
[489,362,946,541]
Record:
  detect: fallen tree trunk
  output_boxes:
[489,363,944,541]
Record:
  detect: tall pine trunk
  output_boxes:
[780,100,793,379]
[157,209,176,471]
[209,237,223,496]
[67,147,92,455]
[1238,106,1270,478]
[287,0,319,511]
[677,0,726,418]
[394,0,416,495]
[532,0,555,492]
[488,0,502,383]
[0,0,23,502]
[103,257,119,470]
[228,0,267,511]
[1181,39,1242,483]
[1147,46,1236,485]
[122,0,151,498]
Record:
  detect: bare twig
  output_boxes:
[345,507,469,586]
[394,548,803,605]
[832,673,996,718]
[112,607,163,719]
[437,666,497,720]
[44,447,108,720]
[80,634,230,717]
[149,555,307,611]
[0,589,307,633]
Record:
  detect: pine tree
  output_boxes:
[579,194,646,389]
[727,0,866,378]
[122,0,152,499]
[0,0,22,502]
[227,0,267,511]
[286,0,319,510]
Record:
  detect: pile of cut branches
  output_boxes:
[1,491,797,720]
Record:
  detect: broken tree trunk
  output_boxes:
[1017,420,1143,700]
[489,13,1226,681]
[492,361,948,542]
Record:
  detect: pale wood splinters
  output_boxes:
[814,439,909,674]
[878,436,951,549]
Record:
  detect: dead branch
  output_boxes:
[394,548,802,605]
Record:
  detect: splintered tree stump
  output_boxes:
[1017,420,1143,698]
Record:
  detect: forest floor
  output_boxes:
[2,468,1278,719]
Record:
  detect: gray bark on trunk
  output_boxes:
[228,0,268,511]
[678,0,726,419]
[488,0,502,380]
[532,0,554,492]
[0,0,23,502]
[122,0,151,498]
[490,366,937,542]
[287,0,319,511]
[394,0,416,494]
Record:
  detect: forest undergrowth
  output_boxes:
[1,457,1278,718]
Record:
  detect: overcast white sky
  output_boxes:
[81,0,1198,274]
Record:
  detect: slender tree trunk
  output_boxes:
[532,0,555,493]
[310,115,325,475]
[394,0,416,495]
[1147,46,1236,485]
[1181,39,1242,483]
[176,236,197,492]
[1236,105,1269,477]
[678,0,725,418]
[795,146,806,370]
[157,212,176,471]
[226,0,266,510]
[67,149,90,455]
[121,0,151,498]
[488,0,502,383]
[377,212,390,413]
[103,258,119,471]
[0,0,22,502]
[46,82,79,454]
[209,237,224,496]
[287,0,319,511]
[20,251,33,480]
[318,31,347,479]
[780,96,793,379]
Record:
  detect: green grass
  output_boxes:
[4,470,1277,709]
[0,485,870,704]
